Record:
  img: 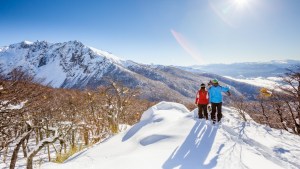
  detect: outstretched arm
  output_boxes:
[221,86,229,92]
[221,86,230,96]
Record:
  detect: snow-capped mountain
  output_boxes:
[41,102,300,169]
[0,40,122,88]
[0,41,260,102]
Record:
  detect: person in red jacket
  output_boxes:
[195,83,209,119]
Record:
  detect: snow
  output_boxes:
[88,46,122,64]
[28,132,60,157]
[224,76,281,89]
[119,124,131,132]
[0,41,125,88]
[23,40,34,45]
[36,58,67,88]
[0,46,6,52]
[121,60,141,68]
[41,101,300,169]
[6,100,27,110]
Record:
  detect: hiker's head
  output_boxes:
[200,83,205,89]
[212,79,218,86]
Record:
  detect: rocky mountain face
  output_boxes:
[0,41,259,103]
[0,40,122,88]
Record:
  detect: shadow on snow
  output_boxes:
[162,120,224,169]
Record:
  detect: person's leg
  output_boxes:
[211,103,217,122]
[203,104,208,120]
[217,102,223,122]
[198,104,203,118]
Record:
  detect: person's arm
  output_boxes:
[195,91,199,104]
[221,86,229,92]
[221,86,231,96]
[208,88,212,103]
[206,91,209,102]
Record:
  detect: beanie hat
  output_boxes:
[212,79,218,84]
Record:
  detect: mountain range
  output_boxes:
[177,60,300,78]
[0,40,262,102]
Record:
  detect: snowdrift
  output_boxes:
[42,101,300,169]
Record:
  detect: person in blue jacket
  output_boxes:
[208,79,231,123]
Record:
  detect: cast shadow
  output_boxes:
[162,120,224,169]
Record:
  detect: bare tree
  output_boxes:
[229,95,249,122]
[279,66,300,134]
[268,91,289,131]
[1,73,154,168]
[100,81,140,134]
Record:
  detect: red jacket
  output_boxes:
[195,89,209,105]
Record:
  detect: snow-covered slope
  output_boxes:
[224,76,282,89]
[42,102,300,169]
[0,40,122,88]
[0,40,260,102]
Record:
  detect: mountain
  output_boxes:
[0,41,260,102]
[41,102,300,169]
[0,40,122,88]
[178,60,300,78]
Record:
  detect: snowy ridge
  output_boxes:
[0,40,124,88]
[88,46,121,64]
[42,102,300,169]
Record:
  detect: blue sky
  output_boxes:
[0,0,299,66]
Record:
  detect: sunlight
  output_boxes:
[234,0,248,8]
[209,0,254,28]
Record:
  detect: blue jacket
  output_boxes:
[208,85,229,103]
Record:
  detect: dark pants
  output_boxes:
[211,102,222,122]
[198,104,208,119]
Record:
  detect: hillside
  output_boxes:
[41,102,300,169]
[0,41,260,102]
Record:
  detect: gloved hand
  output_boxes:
[207,104,212,112]
[227,91,231,96]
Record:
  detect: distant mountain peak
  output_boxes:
[22,40,34,45]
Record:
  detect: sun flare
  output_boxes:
[234,0,248,8]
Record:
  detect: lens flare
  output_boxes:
[170,29,204,64]
[209,0,252,27]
